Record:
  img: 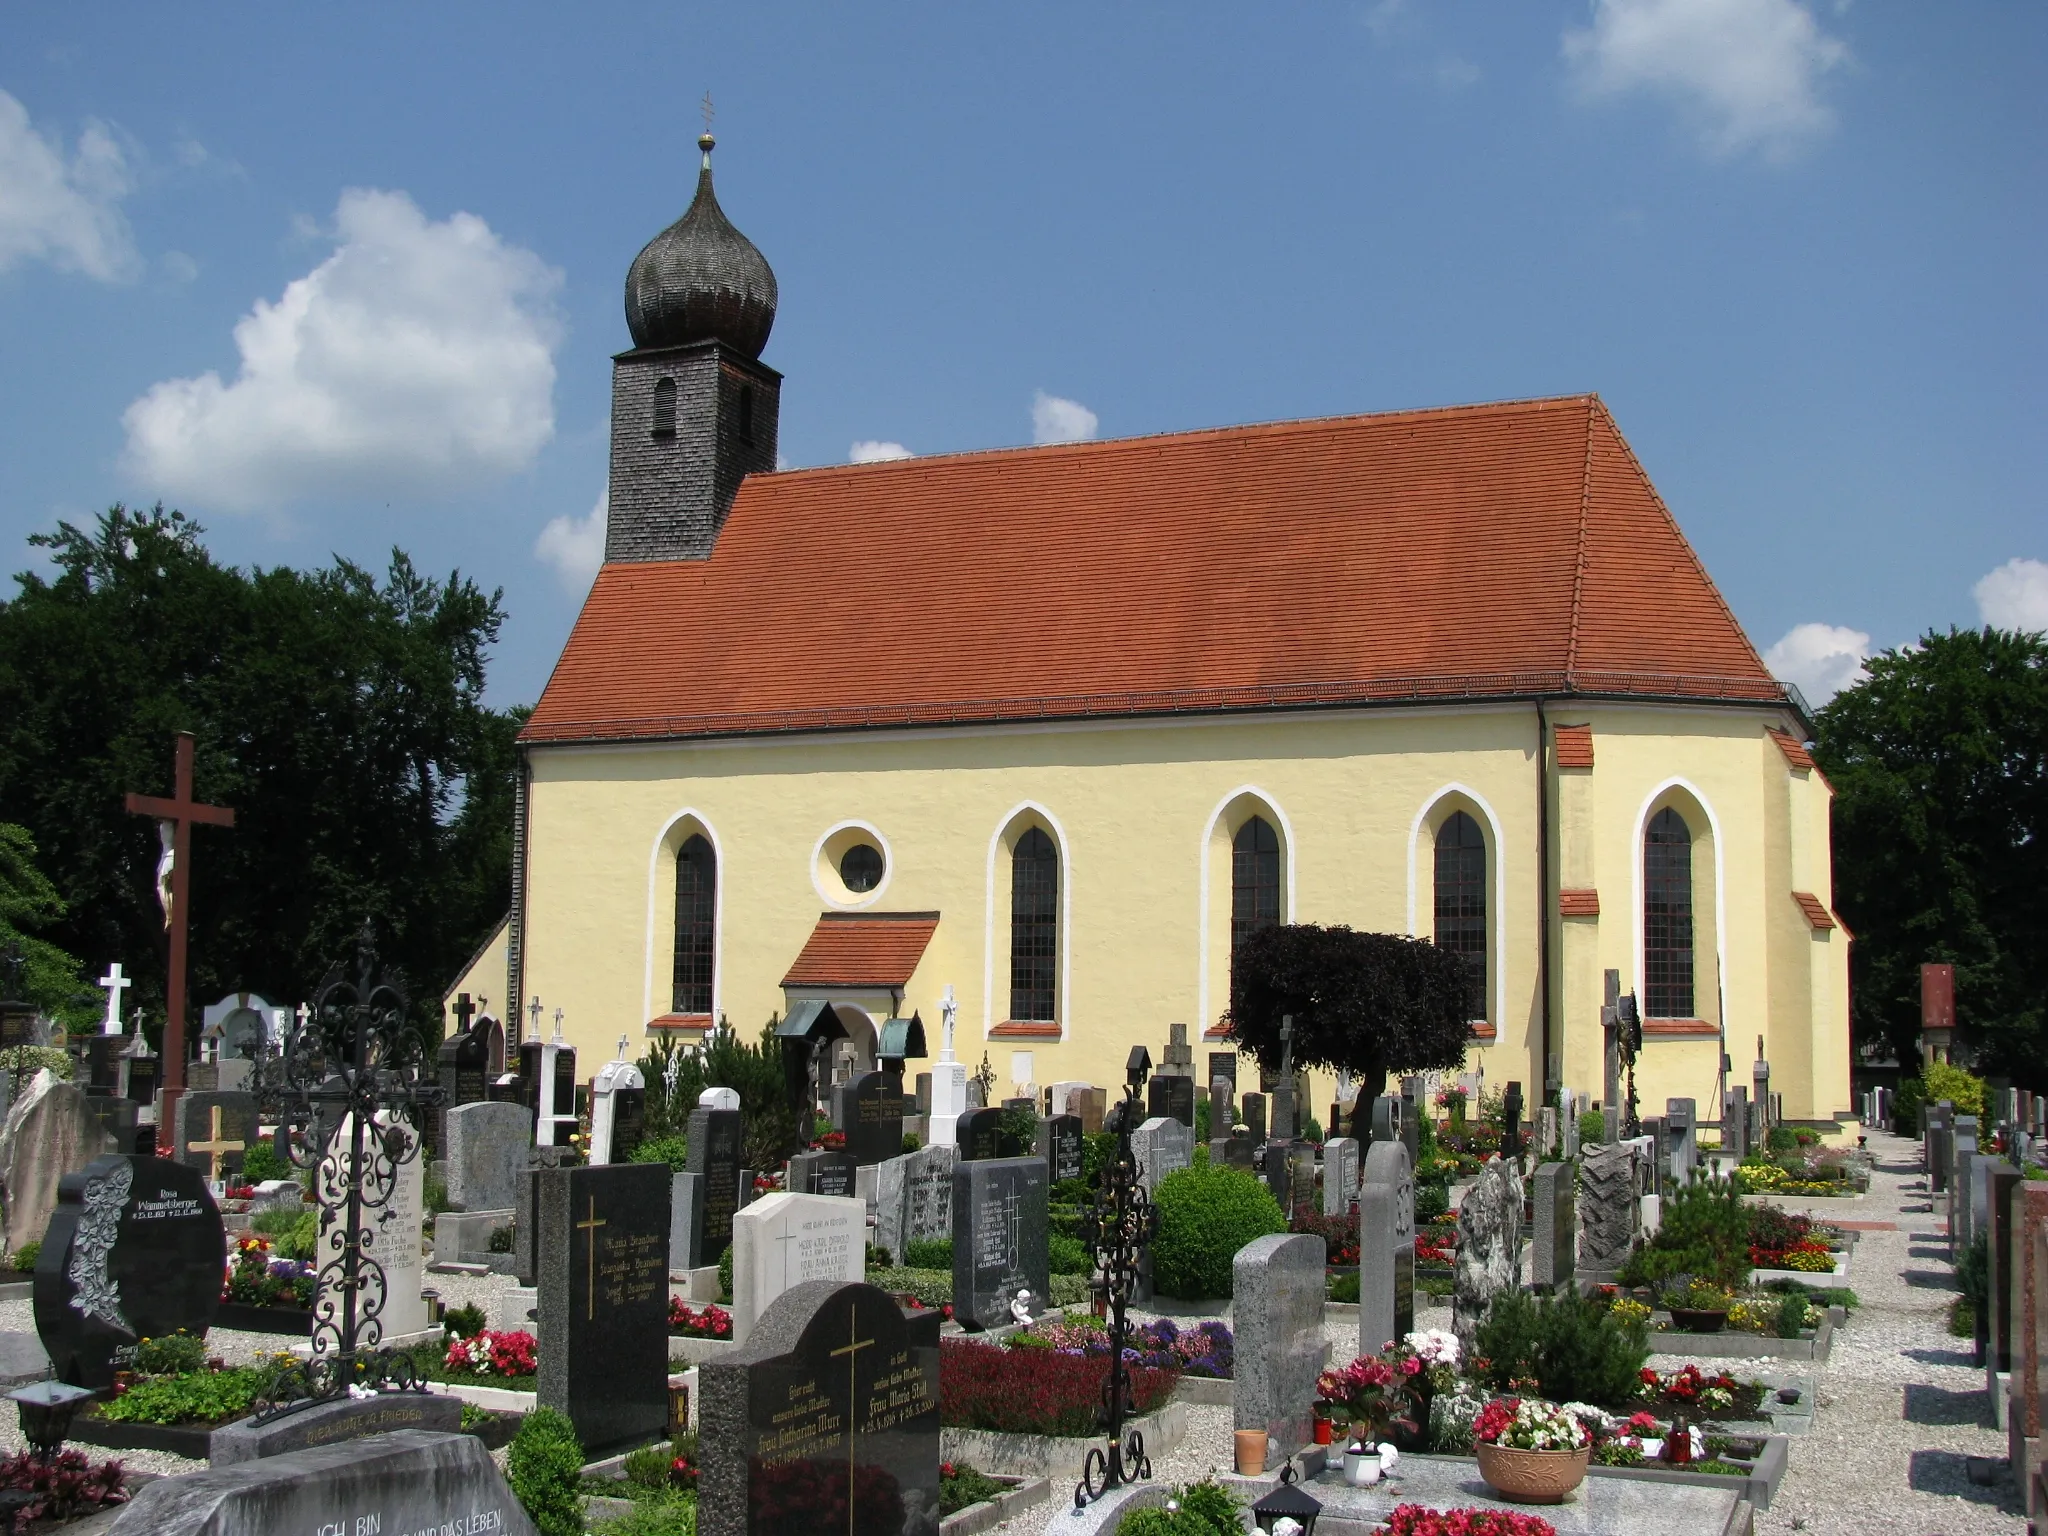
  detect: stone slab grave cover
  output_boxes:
[1358,1139,1415,1356]
[444,1099,529,1213]
[537,1161,671,1454]
[170,1090,257,1186]
[836,1071,905,1167]
[313,1113,429,1345]
[875,1144,954,1268]
[109,1428,537,1536]
[788,1149,858,1198]
[1577,1142,1640,1281]
[1321,1136,1360,1217]
[1232,1232,1325,1469]
[700,1279,942,1536]
[208,1391,462,1465]
[732,1191,866,1343]
[1037,1113,1083,1183]
[1452,1158,1522,1359]
[34,1154,223,1388]
[0,1073,116,1255]
[1532,1160,1577,1291]
[952,1155,1050,1330]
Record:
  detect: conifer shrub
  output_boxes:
[1150,1162,1285,1300]
[1615,1174,1750,1289]
[1472,1289,1649,1408]
[508,1407,585,1536]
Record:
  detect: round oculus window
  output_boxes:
[839,843,884,894]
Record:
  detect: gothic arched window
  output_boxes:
[1009,828,1059,1022]
[651,376,677,438]
[672,834,716,1014]
[1231,816,1281,955]
[1644,807,1695,1018]
[1434,811,1487,1019]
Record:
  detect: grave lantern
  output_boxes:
[1250,1459,1322,1536]
[8,1381,95,1462]
[1126,1045,1152,1088]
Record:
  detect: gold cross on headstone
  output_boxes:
[576,1196,606,1320]
[828,1302,876,1536]
[188,1103,245,1183]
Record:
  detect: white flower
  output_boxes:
[1404,1328,1462,1367]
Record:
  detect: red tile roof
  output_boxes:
[1554,725,1595,769]
[1769,729,1816,771]
[1558,888,1602,918]
[989,1021,1061,1040]
[780,913,939,989]
[524,395,1787,744]
[1791,892,1839,932]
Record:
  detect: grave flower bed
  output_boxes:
[667,1300,733,1339]
[94,1364,271,1427]
[939,1338,1176,1436]
[220,1236,316,1309]
[441,1328,538,1381]
[1009,1316,1233,1378]
[0,1448,132,1528]
[1385,1507,1556,1536]
[1634,1365,1766,1419]
[1289,1205,1359,1266]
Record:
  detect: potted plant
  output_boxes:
[1315,1354,1416,1453]
[1662,1278,1734,1334]
[1472,1397,1591,1504]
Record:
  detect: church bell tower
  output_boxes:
[606,132,780,563]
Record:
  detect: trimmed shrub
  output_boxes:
[10,1240,39,1273]
[939,1339,1175,1436]
[1577,1110,1606,1148]
[904,1238,953,1270]
[1473,1289,1649,1408]
[1048,1232,1090,1275]
[1615,1174,1749,1289]
[273,1211,318,1262]
[507,1406,585,1536]
[1150,1161,1285,1300]
[240,1137,288,1183]
[1118,1479,1241,1536]
[631,1134,691,1171]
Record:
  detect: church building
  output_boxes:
[478,134,1852,1126]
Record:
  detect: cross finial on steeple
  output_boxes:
[701,90,715,135]
[698,91,716,164]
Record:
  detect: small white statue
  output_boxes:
[1009,1289,1035,1325]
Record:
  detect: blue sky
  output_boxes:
[2,2,2042,708]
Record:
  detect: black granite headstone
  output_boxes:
[699,1279,942,1536]
[687,1105,745,1261]
[611,1086,648,1163]
[787,1149,858,1198]
[1036,1114,1083,1182]
[34,1154,224,1388]
[536,1162,671,1454]
[950,1156,1050,1331]
[1223,1134,1256,1170]
[1241,1092,1267,1143]
[1147,1074,1195,1128]
[1502,1081,1525,1160]
[1261,1142,1294,1209]
[83,1035,123,1095]
[953,1106,1003,1162]
[436,1012,497,1153]
[835,1072,904,1167]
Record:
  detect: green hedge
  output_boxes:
[1150,1162,1285,1300]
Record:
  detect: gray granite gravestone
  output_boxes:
[1322,1136,1360,1217]
[444,1100,528,1213]
[1358,1139,1414,1355]
[1577,1142,1640,1281]
[1232,1232,1325,1470]
[208,1392,462,1465]
[731,1191,866,1344]
[34,1154,223,1388]
[1927,1101,1953,1192]
[1536,1106,1558,1159]
[536,1161,671,1453]
[1132,1115,1194,1199]
[875,1144,955,1265]
[1982,1160,2023,1376]
[952,1155,1050,1329]
[1561,1096,1581,1162]
[699,1279,942,1536]
[1452,1158,1522,1360]
[1209,1076,1234,1136]
[1723,1086,1751,1161]
[169,1090,257,1186]
[687,1102,745,1263]
[515,1144,566,1283]
[1951,1120,1980,1251]
[1665,1098,1698,1187]
[1036,1113,1084,1183]
[1531,1160,1576,1291]
[1241,1092,1266,1144]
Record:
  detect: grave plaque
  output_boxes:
[1146,1073,1195,1129]
[169,1091,257,1185]
[731,1191,865,1344]
[951,1156,1050,1330]
[836,1072,904,1167]
[688,1103,745,1262]
[536,1162,671,1454]
[34,1154,223,1389]
[953,1105,1004,1162]
[1358,1139,1414,1356]
[1036,1113,1083,1183]
[699,1279,942,1536]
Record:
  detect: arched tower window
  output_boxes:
[1009,828,1059,1022]
[1434,811,1487,1019]
[1644,807,1695,1018]
[1231,816,1281,955]
[672,833,716,1014]
[651,376,677,438]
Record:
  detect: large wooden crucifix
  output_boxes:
[125,731,235,1111]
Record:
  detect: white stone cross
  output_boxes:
[940,984,958,1061]
[616,1034,629,1062]
[97,963,131,1035]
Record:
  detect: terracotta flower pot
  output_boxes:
[1475,1443,1592,1504]
[1670,1307,1728,1334]
[1234,1429,1269,1476]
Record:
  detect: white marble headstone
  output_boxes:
[729,1191,865,1343]
[698,1086,741,1113]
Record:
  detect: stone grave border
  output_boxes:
[211,1302,313,1336]
[940,1399,1188,1480]
[941,1473,1052,1536]
[1652,1303,1843,1363]
[69,1411,215,1459]
[667,1335,744,1367]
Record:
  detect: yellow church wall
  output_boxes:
[518,695,1849,1125]
[441,915,509,1033]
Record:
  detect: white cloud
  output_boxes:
[535,491,606,598]
[1031,391,1099,445]
[160,250,198,284]
[1563,0,1848,158]
[850,440,913,463]
[1764,621,1869,704]
[121,188,561,512]
[0,89,138,280]
[1974,557,2048,633]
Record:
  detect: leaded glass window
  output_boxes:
[1010,828,1058,1022]
[1434,811,1487,1019]
[1232,816,1281,955]
[672,834,715,1014]
[1644,807,1695,1018]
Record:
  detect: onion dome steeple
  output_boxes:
[624,133,778,358]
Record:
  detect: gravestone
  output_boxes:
[1147,1073,1195,1128]
[33,1154,223,1388]
[951,1155,1050,1330]
[434,1003,500,1152]
[1036,1113,1083,1183]
[536,1161,671,1454]
[1927,1101,1953,1192]
[1322,1136,1360,1216]
[514,1144,567,1284]
[699,1279,942,1536]
[1131,1115,1194,1198]
[686,1101,745,1264]
[1602,1105,1621,1145]
[1452,1158,1523,1360]
[0,1073,115,1255]
[589,1050,647,1166]
[1577,1142,1640,1281]
[1952,1121,1981,1251]
[314,1114,428,1345]
[874,1144,955,1266]
[1501,1082,1524,1160]
[169,1090,257,1186]
[1270,1079,1299,1144]
[1561,1098,1581,1162]
[1358,1139,1414,1355]
[82,1095,141,1156]
[1371,1093,1403,1152]
[1983,1160,2023,1375]
[1536,1107,1558,1158]
[208,1393,462,1465]
[953,1105,1004,1161]
[2005,1183,2048,1453]
[1241,1092,1267,1144]
[1666,1098,1698,1187]
[444,1100,529,1213]
[109,1430,538,1536]
[1532,1160,1576,1291]
[787,1149,858,1198]
[731,1191,866,1344]
[1261,1141,1294,1209]
[837,1071,905,1167]
[1209,1075,1233,1132]
[1723,1087,1751,1161]
[1232,1233,1325,1470]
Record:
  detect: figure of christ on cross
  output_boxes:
[828,1302,875,1536]
[124,731,234,1117]
[577,1196,606,1320]
[188,1104,245,1184]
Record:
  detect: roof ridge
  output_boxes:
[1565,397,1596,677]
[765,392,1601,481]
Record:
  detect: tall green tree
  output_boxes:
[0,822,93,1027]
[1815,627,2047,1080]
[0,505,522,1044]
